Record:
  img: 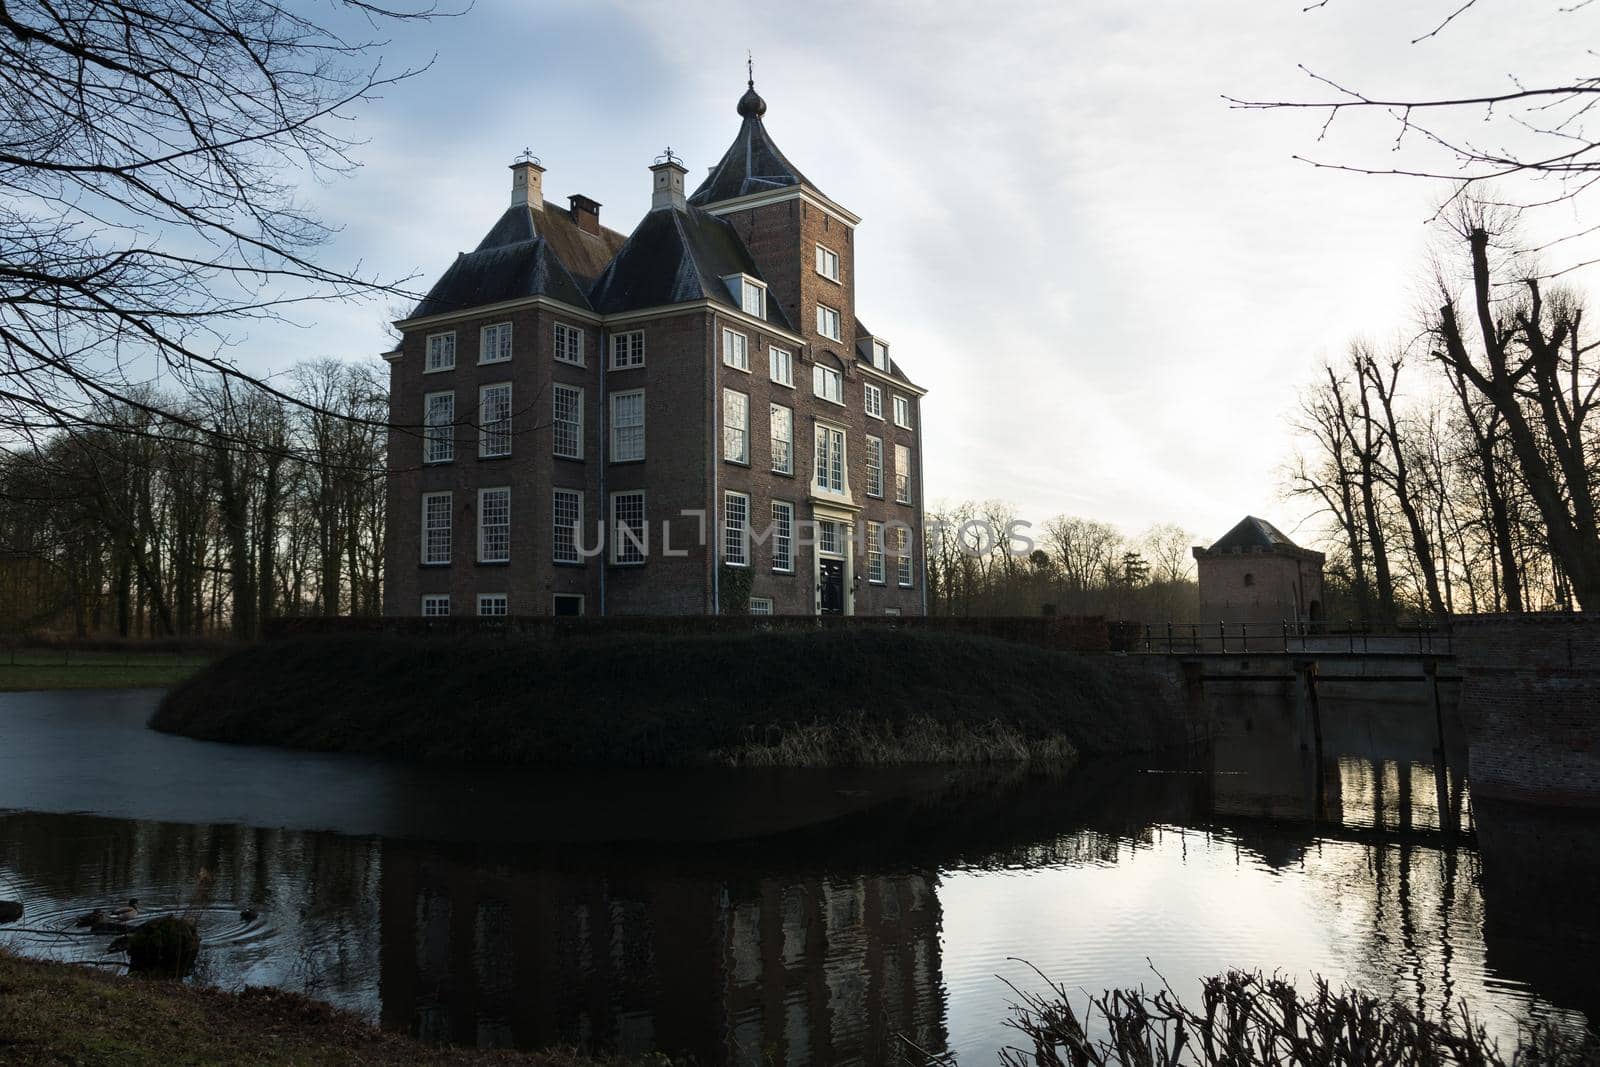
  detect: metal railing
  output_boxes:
[1130,620,1453,656]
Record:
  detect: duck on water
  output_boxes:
[73,898,139,933]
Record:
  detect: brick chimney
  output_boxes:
[650,150,687,212]
[509,154,545,210]
[568,194,601,235]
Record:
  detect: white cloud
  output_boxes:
[241,0,1598,549]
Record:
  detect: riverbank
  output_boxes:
[151,629,1184,767]
[0,652,208,691]
[0,950,612,1065]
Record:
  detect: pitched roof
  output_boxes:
[854,318,923,390]
[688,113,815,206]
[410,201,625,319]
[1210,516,1302,552]
[589,205,795,332]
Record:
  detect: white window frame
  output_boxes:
[610,330,645,370]
[893,394,913,429]
[553,593,586,616]
[771,500,794,573]
[816,303,841,341]
[722,327,749,372]
[818,519,843,557]
[749,597,774,616]
[611,490,646,565]
[815,244,840,282]
[895,443,912,504]
[769,346,793,387]
[554,322,585,366]
[424,390,454,464]
[552,383,583,459]
[723,388,749,464]
[814,423,847,495]
[872,339,890,372]
[770,403,793,475]
[479,322,512,365]
[421,594,450,617]
[812,364,843,406]
[477,486,510,564]
[421,491,452,565]
[724,490,749,567]
[477,593,508,617]
[866,435,884,498]
[478,382,512,459]
[425,331,456,373]
[610,389,645,463]
[867,521,885,584]
[552,488,583,565]
[864,382,883,420]
[897,527,914,587]
[740,277,766,318]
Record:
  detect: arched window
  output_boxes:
[1243,572,1255,587]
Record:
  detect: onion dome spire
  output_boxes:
[737,53,766,119]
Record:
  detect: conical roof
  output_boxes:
[688,80,816,206]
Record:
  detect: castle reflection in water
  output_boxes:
[2,698,1598,1065]
[380,850,944,1063]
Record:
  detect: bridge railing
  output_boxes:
[1126,620,1453,656]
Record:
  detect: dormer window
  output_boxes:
[872,339,890,372]
[725,274,766,318]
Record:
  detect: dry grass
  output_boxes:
[712,713,1078,767]
[0,949,636,1065]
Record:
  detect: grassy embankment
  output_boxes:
[0,650,210,691]
[152,629,1183,767]
[0,950,613,1066]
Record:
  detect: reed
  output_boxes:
[988,965,1599,1066]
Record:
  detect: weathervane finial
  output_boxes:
[747,51,754,88]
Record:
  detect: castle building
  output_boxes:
[382,79,927,617]
[1192,516,1324,626]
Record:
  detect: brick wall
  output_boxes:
[1454,613,1600,808]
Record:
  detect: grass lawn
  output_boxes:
[0,652,209,692]
[0,950,620,1066]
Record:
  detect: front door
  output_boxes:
[819,558,845,615]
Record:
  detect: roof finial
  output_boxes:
[737,56,766,119]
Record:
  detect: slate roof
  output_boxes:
[589,205,795,332]
[688,113,815,206]
[1201,516,1321,560]
[854,318,922,391]
[410,201,626,319]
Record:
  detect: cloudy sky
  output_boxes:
[262,0,1592,549]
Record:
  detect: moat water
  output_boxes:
[1,689,1597,1064]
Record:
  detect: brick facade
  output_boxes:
[1454,613,1600,808]
[383,85,926,618]
[1193,516,1324,626]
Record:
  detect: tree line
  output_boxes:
[0,360,387,638]
[925,501,1200,621]
[1287,201,1600,618]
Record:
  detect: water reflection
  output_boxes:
[1,696,1598,1064]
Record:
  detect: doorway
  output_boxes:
[819,558,845,615]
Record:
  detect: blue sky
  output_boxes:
[252,0,1593,549]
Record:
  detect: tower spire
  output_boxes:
[737,54,766,119]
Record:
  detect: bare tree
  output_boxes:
[1228,1,1600,266]
[0,0,438,449]
[1429,207,1600,607]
